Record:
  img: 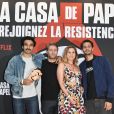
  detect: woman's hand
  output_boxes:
[67,81,76,88]
[80,86,84,94]
[55,56,62,64]
[69,96,76,105]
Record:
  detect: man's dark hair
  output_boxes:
[21,36,36,47]
[81,40,94,49]
[46,43,58,51]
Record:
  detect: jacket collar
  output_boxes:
[84,55,96,62]
[19,52,36,62]
[82,55,98,66]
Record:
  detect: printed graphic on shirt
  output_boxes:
[86,67,93,74]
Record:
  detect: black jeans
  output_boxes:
[85,99,112,114]
[13,96,40,114]
[41,100,58,114]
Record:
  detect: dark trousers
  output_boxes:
[13,96,40,114]
[85,99,112,114]
[41,100,58,114]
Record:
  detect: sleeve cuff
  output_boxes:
[105,98,113,103]
[35,67,41,70]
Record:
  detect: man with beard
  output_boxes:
[80,40,114,114]
[4,36,42,114]
[41,43,61,114]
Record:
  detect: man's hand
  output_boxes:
[104,102,112,111]
[20,69,42,85]
[28,69,42,81]
[31,75,41,81]
[30,69,42,77]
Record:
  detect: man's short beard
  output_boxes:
[85,52,92,55]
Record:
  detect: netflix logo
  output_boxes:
[0,44,12,51]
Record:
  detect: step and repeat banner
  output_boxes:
[0,0,114,114]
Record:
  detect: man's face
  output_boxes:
[47,45,58,59]
[22,40,34,54]
[82,42,93,55]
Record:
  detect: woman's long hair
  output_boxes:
[62,46,78,65]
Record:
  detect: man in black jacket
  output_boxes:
[80,40,114,114]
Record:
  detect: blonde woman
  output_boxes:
[57,46,86,114]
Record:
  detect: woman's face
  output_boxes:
[66,48,76,62]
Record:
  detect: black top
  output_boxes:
[86,57,97,100]
[41,59,60,100]
[85,56,112,102]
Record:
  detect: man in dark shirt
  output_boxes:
[80,40,114,114]
[41,43,60,114]
[86,56,97,100]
